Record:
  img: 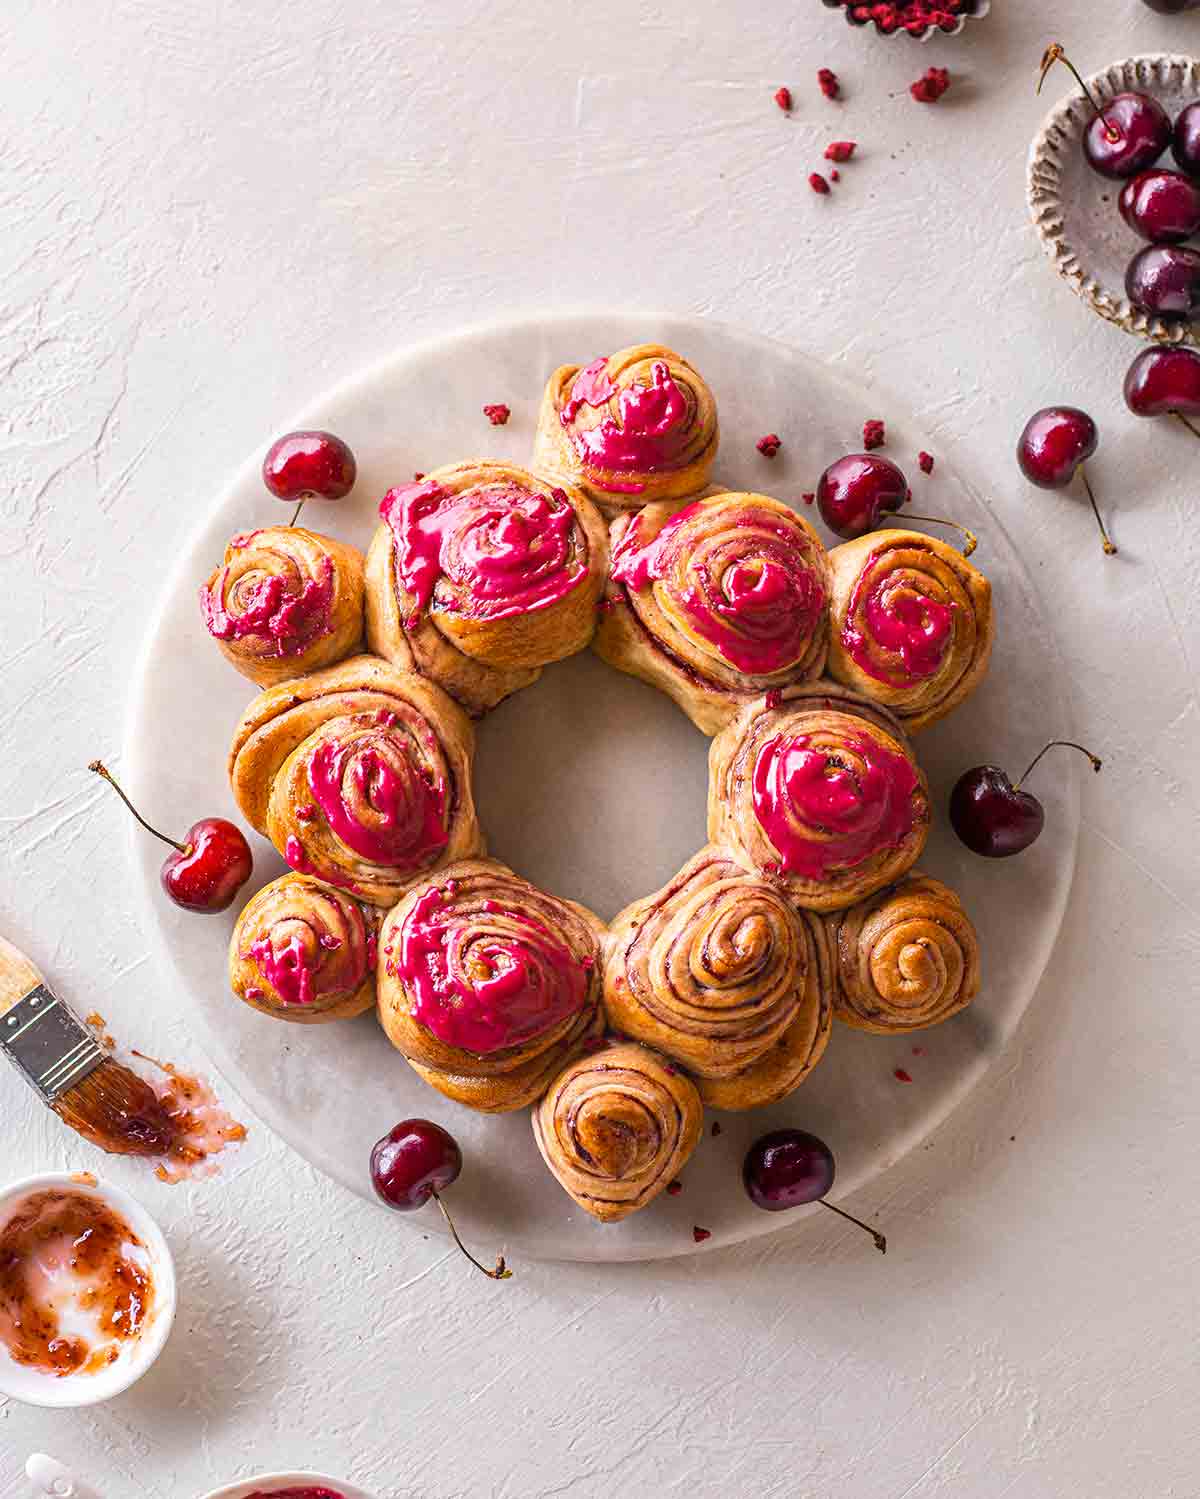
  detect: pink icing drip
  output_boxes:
[199,553,334,655]
[561,357,692,475]
[751,730,920,880]
[392,887,588,1054]
[379,480,585,619]
[307,738,447,869]
[248,932,316,1006]
[611,503,826,674]
[283,836,361,893]
[842,563,957,686]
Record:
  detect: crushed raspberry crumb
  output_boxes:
[830,169,840,183]
[817,68,840,101]
[483,403,511,426]
[918,451,935,474]
[863,419,886,450]
[666,1180,683,1196]
[765,689,783,710]
[774,86,792,113]
[802,491,815,505]
[413,471,425,481]
[911,67,951,104]
[756,433,782,458]
[711,1120,722,1137]
[894,1067,914,1083]
[294,803,317,823]
[809,172,831,196]
[825,141,856,163]
[244,986,263,1000]
[692,1226,712,1243]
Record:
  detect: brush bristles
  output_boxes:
[52,1057,176,1158]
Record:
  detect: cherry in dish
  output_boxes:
[1126,244,1200,318]
[743,1129,886,1253]
[1124,344,1200,431]
[89,760,252,913]
[950,741,1102,858]
[1016,407,1117,555]
[1172,101,1200,176]
[1039,45,1171,180]
[1118,169,1200,243]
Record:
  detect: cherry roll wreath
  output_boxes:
[192,344,1016,1244]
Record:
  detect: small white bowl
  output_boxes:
[820,0,990,42]
[0,1173,176,1409]
[1029,53,1200,345]
[200,1476,378,1499]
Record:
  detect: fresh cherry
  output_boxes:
[1126,244,1200,320]
[816,454,977,554]
[1016,407,1117,555]
[371,1118,511,1280]
[1040,46,1171,179]
[949,741,1102,858]
[1142,0,1200,12]
[1118,169,1200,243]
[89,760,252,913]
[1172,101,1200,176]
[743,1129,886,1254]
[1124,344,1200,435]
[262,429,356,526]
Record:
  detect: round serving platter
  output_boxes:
[127,311,1079,1263]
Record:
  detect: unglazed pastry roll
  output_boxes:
[533,344,719,516]
[376,858,605,1113]
[826,529,994,733]
[365,460,608,715]
[229,874,378,1024]
[604,845,831,1109]
[708,684,931,912]
[532,1041,703,1222]
[229,655,481,907]
[594,493,831,735]
[829,873,981,1034]
[199,525,365,687]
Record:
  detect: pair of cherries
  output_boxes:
[92,431,357,913]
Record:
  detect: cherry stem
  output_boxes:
[88,760,187,854]
[430,1189,512,1281]
[904,514,978,557]
[1174,412,1200,440]
[1039,44,1121,143]
[290,500,305,527]
[1078,468,1118,556]
[1013,740,1103,792]
[820,1199,887,1255]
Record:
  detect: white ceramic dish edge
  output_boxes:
[26,1458,377,1499]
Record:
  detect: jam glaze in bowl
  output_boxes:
[820,0,990,41]
[1029,53,1200,347]
[200,1475,378,1499]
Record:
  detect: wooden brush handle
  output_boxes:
[0,934,42,1016]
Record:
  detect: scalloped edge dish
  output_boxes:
[820,0,989,41]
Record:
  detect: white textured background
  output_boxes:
[3,2,1199,1496]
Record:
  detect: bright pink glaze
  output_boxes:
[560,357,692,481]
[751,730,921,879]
[307,737,447,869]
[392,886,588,1054]
[200,539,333,654]
[244,1490,344,1499]
[611,503,825,674]
[842,559,956,686]
[379,480,586,619]
[248,932,317,1006]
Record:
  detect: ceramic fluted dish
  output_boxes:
[820,0,989,41]
[1029,53,1200,346]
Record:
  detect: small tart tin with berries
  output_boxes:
[820,0,990,41]
[1030,54,1200,346]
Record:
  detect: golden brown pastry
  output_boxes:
[826,529,994,733]
[829,873,981,1034]
[533,343,719,517]
[364,460,608,716]
[199,525,365,687]
[376,858,605,1113]
[229,874,378,1024]
[594,493,832,735]
[228,655,481,907]
[532,1040,703,1222]
[603,845,831,1109]
[708,683,931,912]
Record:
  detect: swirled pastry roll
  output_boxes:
[594,493,832,735]
[228,655,481,907]
[826,530,994,733]
[603,845,831,1109]
[199,525,365,687]
[376,858,605,1114]
[708,685,930,912]
[229,874,377,1024]
[532,1041,703,1222]
[533,344,719,516]
[829,874,981,1033]
[365,460,608,715]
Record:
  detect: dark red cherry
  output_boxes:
[262,430,356,525]
[1126,244,1200,318]
[89,761,252,913]
[743,1129,886,1253]
[371,1119,511,1280]
[949,741,1102,858]
[816,454,909,540]
[1124,345,1200,429]
[1143,0,1200,11]
[1016,407,1116,555]
[1039,48,1171,179]
[1172,101,1200,175]
[1118,169,1200,243]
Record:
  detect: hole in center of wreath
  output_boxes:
[473,649,710,922]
